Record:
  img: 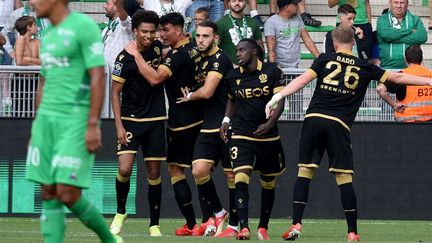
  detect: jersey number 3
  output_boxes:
[323,61,360,89]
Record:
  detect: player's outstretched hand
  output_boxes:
[265,93,282,118]
[116,125,128,146]
[394,102,407,113]
[86,124,102,153]
[125,41,140,57]
[253,122,274,137]
[176,87,191,103]
[220,122,230,143]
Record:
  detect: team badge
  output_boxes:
[154,46,160,55]
[119,54,124,61]
[202,61,208,70]
[259,73,268,83]
[236,79,241,85]
[189,49,198,58]
[112,62,123,76]
[152,58,161,67]
[213,62,219,69]
[165,57,171,65]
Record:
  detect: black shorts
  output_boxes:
[230,137,285,176]
[117,120,166,161]
[299,117,354,174]
[192,131,232,171]
[166,124,201,167]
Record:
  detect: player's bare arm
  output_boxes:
[386,71,432,86]
[265,35,276,63]
[125,40,169,86]
[376,83,407,113]
[266,71,315,118]
[86,66,105,153]
[255,97,284,137]
[220,98,236,143]
[176,74,222,103]
[111,81,128,145]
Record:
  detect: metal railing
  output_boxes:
[0,66,397,121]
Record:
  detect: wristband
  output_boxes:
[222,116,230,124]
[187,92,193,100]
[272,93,283,103]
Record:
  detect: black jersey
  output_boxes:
[194,46,233,131]
[158,38,203,129]
[227,60,284,139]
[306,50,389,130]
[112,41,166,121]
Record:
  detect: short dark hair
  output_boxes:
[197,20,218,33]
[239,38,264,61]
[277,0,301,10]
[160,12,184,29]
[338,4,356,15]
[131,10,159,30]
[405,45,423,64]
[15,16,35,36]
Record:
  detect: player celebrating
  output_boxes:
[176,20,234,237]
[220,38,286,240]
[124,12,203,236]
[25,0,122,242]
[109,10,165,237]
[266,25,432,242]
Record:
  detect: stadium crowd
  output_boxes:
[1,0,432,242]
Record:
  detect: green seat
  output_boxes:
[305,25,334,32]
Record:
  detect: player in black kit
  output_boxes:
[266,25,432,242]
[110,10,165,236]
[220,38,286,240]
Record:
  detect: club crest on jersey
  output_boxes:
[154,46,160,55]
[202,61,208,70]
[112,62,123,76]
[189,49,199,58]
[259,73,267,83]
[151,58,161,67]
[236,79,241,85]
[165,57,171,66]
[213,62,219,69]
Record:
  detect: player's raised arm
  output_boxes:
[265,71,315,118]
[386,71,432,86]
[124,40,169,86]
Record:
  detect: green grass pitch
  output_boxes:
[1,218,431,242]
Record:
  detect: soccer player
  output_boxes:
[25,0,122,242]
[109,10,165,237]
[176,20,234,237]
[124,12,203,236]
[220,38,286,240]
[266,25,432,242]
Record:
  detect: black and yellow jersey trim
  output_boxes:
[168,120,204,131]
[240,59,263,73]
[379,70,389,84]
[117,150,137,155]
[112,75,125,84]
[200,128,219,133]
[274,86,284,93]
[144,157,166,161]
[208,71,223,79]
[305,113,350,132]
[158,65,172,77]
[306,68,317,79]
[231,135,280,142]
[121,116,167,122]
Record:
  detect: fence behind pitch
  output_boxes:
[0,66,397,121]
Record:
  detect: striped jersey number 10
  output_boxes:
[323,61,360,89]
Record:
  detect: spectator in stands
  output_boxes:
[224,0,265,28]
[0,0,49,63]
[270,0,322,27]
[217,0,262,65]
[103,0,134,71]
[376,0,427,69]
[190,7,210,39]
[186,0,224,32]
[264,0,319,69]
[14,16,40,65]
[0,0,22,65]
[377,45,432,122]
[324,4,369,60]
[102,0,133,118]
[328,0,372,57]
